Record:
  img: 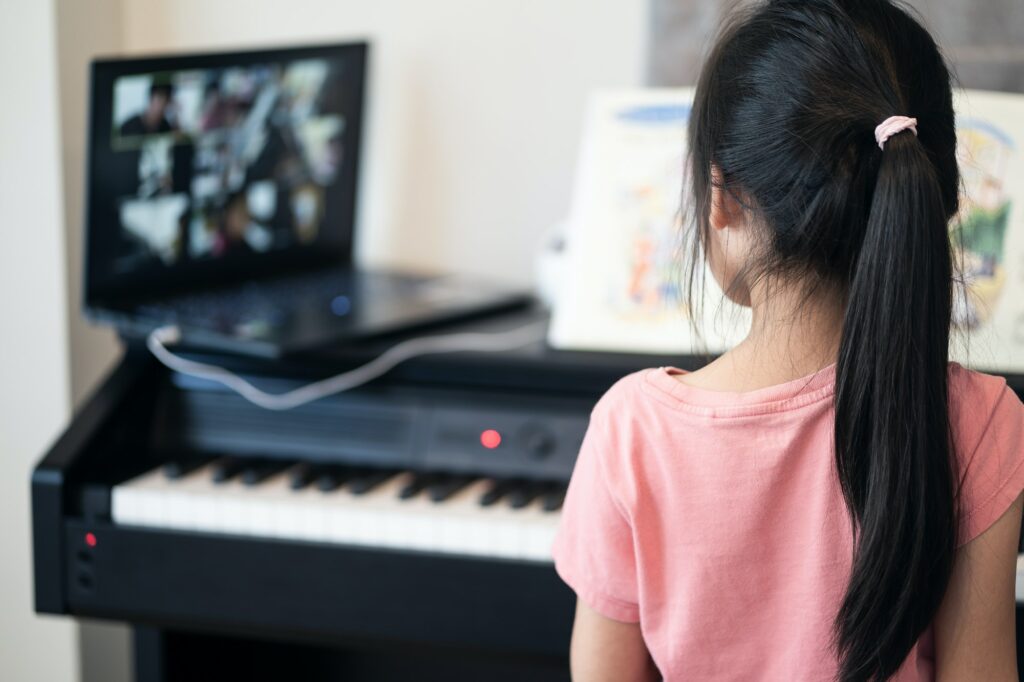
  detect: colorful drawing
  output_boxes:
[611,120,690,322]
[953,118,1015,328]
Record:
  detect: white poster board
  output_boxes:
[550,88,1024,374]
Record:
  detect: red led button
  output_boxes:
[84,532,97,548]
[480,429,502,449]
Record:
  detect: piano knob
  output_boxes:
[522,427,556,459]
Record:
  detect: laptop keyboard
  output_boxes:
[136,270,368,329]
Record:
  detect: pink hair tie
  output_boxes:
[874,115,918,150]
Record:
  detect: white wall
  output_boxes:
[119,0,648,284]
[0,0,79,679]
[53,3,133,681]
[57,0,124,408]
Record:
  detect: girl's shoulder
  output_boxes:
[592,369,655,410]
[947,362,1024,546]
[948,362,1020,444]
[584,369,657,442]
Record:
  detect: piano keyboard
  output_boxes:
[112,460,565,563]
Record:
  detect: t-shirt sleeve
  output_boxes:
[957,382,1024,547]
[551,403,640,623]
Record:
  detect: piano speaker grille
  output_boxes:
[168,389,416,464]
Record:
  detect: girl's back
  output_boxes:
[554,362,1023,679]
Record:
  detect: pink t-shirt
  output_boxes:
[552,362,1024,681]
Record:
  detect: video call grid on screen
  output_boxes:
[85,43,366,304]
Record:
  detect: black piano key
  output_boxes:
[210,457,247,484]
[240,461,289,486]
[348,469,396,496]
[315,466,356,493]
[541,484,567,512]
[399,472,441,500]
[288,463,320,490]
[507,482,544,509]
[161,458,209,480]
[426,475,475,503]
[479,479,518,507]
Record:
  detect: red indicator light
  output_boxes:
[84,532,97,548]
[480,429,502,449]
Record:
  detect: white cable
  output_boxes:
[146,322,547,411]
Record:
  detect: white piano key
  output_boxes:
[162,465,219,532]
[256,470,306,539]
[433,480,490,555]
[113,466,169,528]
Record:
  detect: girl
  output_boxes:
[552,1,1024,680]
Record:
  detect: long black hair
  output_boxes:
[686,1,961,679]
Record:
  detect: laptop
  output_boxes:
[84,42,529,358]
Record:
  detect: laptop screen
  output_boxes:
[85,43,366,307]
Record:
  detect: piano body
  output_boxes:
[32,309,683,681]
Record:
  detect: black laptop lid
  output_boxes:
[84,42,366,309]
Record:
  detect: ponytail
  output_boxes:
[833,134,957,681]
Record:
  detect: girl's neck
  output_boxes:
[679,280,845,393]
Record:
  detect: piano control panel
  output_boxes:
[165,373,591,482]
[425,407,583,480]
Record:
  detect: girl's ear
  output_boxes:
[709,166,744,231]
